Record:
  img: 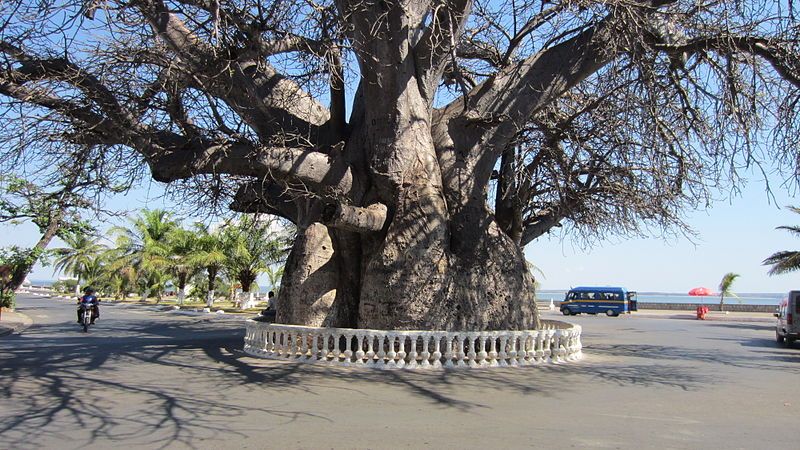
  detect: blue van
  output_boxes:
[560,287,638,317]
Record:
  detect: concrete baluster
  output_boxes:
[507,333,519,366]
[299,331,309,359]
[355,333,366,365]
[443,336,455,368]
[476,335,488,367]
[557,330,568,362]
[487,333,499,367]
[396,334,407,369]
[456,336,468,368]
[542,330,553,362]
[339,333,352,366]
[497,335,509,367]
[375,335,387,369]
[421,335,433,369]
[534,331,544,363]
[467,334,478,368]
[406,334,419,369]
[285,330,292,358]
[386,334,398,368]
[517,333,529,366]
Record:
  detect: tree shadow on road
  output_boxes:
[0,319,331,449]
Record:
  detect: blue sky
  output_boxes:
[2,173,798,294]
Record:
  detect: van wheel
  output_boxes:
[561,309,570,316]
[776,331,784,344]
[788,336,797,346]
[606,309,617,317]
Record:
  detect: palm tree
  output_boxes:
[102,248,137,300]
[763,206,800,276]
[264,264,284,295]
[81,254,110,293]
[51,233,106,296]
[166,226,200,305]
[189,223,228,308]
[222,215,292,309]
[111,209,177,302]
[718,272,740,312]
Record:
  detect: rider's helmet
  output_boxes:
[84,286,95,295]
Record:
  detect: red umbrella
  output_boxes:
[688,287,713,296]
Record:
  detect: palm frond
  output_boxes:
[764,251,800,275]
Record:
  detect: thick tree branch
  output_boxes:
[456,40,501,66]
[230,181,303,224]
[1,42,142,131]
[145,139,353,197]
[136,0,331,143]
[413,0,474,102]
[322,202,387,233]
[520,210,565,246]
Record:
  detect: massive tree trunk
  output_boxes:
[271,0,540,331]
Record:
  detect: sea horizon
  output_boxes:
[30,279,786,305]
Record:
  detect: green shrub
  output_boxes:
[52,279,78,294]
[0,291,15,309]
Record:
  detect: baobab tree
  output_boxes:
[1,0,798,331]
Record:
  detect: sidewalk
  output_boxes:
[0,309,33,337]
[631,309,774,322]
[540,308,775,322]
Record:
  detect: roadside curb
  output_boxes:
[106,301,258,321]
[0,310,34,337]
[631,313,773,323]
[542,309,774,323]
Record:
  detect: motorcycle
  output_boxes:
[78,301,96,332]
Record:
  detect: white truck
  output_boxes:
[775,290,800,346]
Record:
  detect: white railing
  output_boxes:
[243,320,582,369]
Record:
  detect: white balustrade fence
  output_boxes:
[243,320,582,369]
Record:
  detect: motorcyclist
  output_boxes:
[77,287,100,324]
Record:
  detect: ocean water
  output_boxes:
[538,290,784,306]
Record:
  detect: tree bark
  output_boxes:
[276,223,341,327]
[206,266,217,307]
[177,273,187,305]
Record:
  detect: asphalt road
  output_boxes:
[2,294,799,449]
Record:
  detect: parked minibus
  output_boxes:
[775,291,800,346]
[560,286,638,317]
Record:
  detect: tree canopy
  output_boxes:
[1,0,797,243]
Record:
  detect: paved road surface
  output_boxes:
[2,294,799,449]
